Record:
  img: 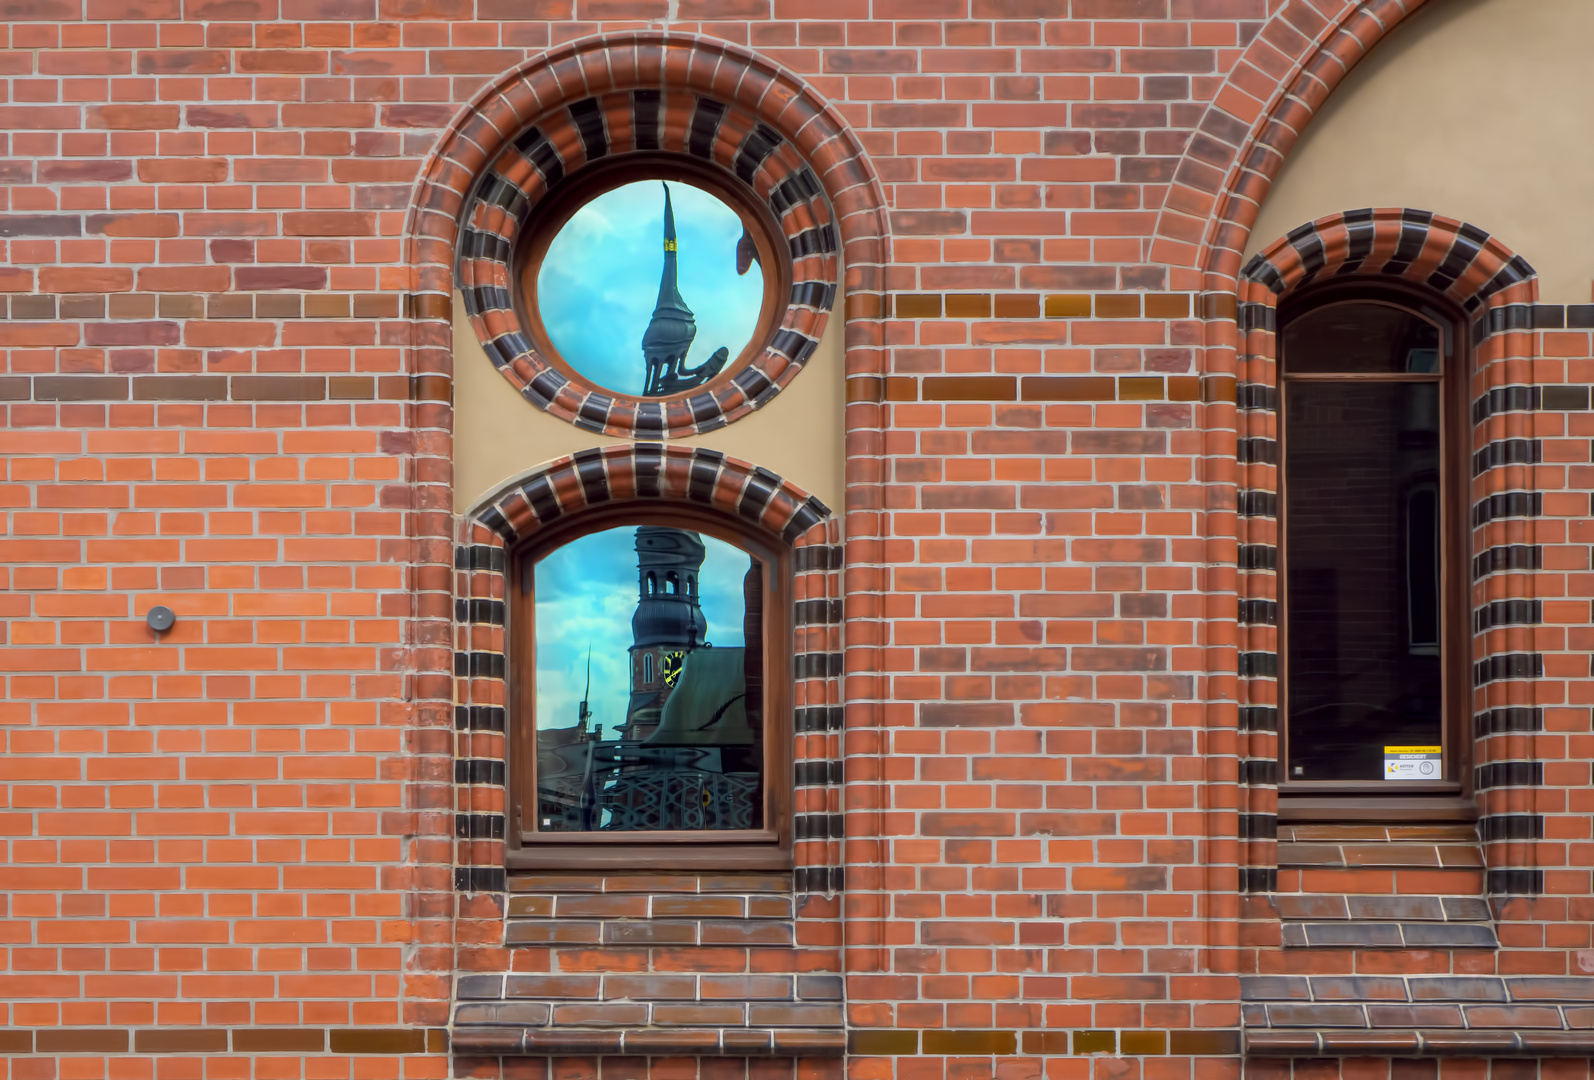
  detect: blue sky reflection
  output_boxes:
[534,526,752,740]
[537,181,765,397]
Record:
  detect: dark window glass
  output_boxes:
[532,525,765,832]
[1284,302,1441,374]
[1284,380,1443,781]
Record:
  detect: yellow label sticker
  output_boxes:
[1383,745,1441,779]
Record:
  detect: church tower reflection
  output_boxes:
[640,183,730,397]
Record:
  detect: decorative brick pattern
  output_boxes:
[452,443,841,892]
[1232,209,1544,900]
[456,83,839,438]
[5,1,1593,1077]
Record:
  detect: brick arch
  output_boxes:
[1232,209,1544,900]
[1148,0,1435,284]
[451,443,845,897]
[404,30,890,431]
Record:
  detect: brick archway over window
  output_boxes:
[405,30,890,431]
[1231,209,1544,903]
[396,32,890,985]
[1149,0,1435,285]
[450,443,844,901]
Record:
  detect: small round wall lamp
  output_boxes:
[146,606,176,633]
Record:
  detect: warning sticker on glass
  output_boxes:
[1384,746,1441,780]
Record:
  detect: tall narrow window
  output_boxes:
[1279,289,1465,788]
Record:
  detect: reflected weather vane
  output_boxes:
[640,183,733,396]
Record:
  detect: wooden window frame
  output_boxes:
[511,154,792,406]
[1276,281,1474,810]
[507,502,794,871]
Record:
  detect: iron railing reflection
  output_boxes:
[537,741,761,832]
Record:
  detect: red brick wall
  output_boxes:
[3,0,1592,1077]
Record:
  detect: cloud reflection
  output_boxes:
[534,526,752,740]
[537,181,765,397]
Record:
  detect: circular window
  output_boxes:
[517,163,788,403]
[456,90,838,438]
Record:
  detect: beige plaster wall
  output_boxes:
[452,294,846,517]
[1245,0,1594,305]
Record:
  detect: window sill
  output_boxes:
[507,843,792,871]
[1277,793,1477,822]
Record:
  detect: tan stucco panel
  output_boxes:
[452,292,846,517]
[1246,0,1594,305]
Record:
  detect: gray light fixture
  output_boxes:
[146,606,176,633]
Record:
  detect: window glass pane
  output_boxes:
[536,180,766,398]
[1283,302,1441,374]
[533,525,764,832]
[1285,381,1442,781]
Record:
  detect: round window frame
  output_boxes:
[514,155,793,406]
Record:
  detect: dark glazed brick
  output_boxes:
[699,919,794,945]
[651,895,744,917]
[231,1028,325,1051]
[1440,896,1491,921]
[549,1003,648,1026]
[1239,975,1309,1001]
[922,375,1017,401]
[0,1030,31,1053]
[1120,1030,1166,1054]
[921,1030,1017,1054]
[1505,976,1594,1000]
[797,974,843,1000]
[35,376,129,401]
[747,1002,844,1027]
[1308,976,1409,1001]
[1365,1004,1466,1028]
[452,1002,552,1026]
[1542,385,1591,411]
[34,1029,129,1053]
[602,919,697,945]
[700,974,794,1000]
[11,294,57,318]
[504,919,601,944]
[1273,894,1348,920]
[555,894,648,918]
[600,973,698,1000]
[1344,895,1444,921]
[1301,922,1402,947]
[328,376,376,399]
[327,1029,426,1053]
[230,375,326,401]
[134,1029,230,1052]
[1409,977,1507,1001]
[650,1004,746,1026]
[454,973,506,999]
[132,375,230,401]
[1264,1003,1368,1028]
[0,377,30,400]
[1462,1004,1567,1028]
[1168,1029,1241,1055]
[848,1029,917,1055]
[1399,922,1497,947]
[1073,1030,1115,1053]
[503,974,600,999]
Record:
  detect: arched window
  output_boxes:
[645,572,655,595]
[512,506,788,869]
[1277,285,1465,789]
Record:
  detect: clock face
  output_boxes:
[661,650,686,687]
